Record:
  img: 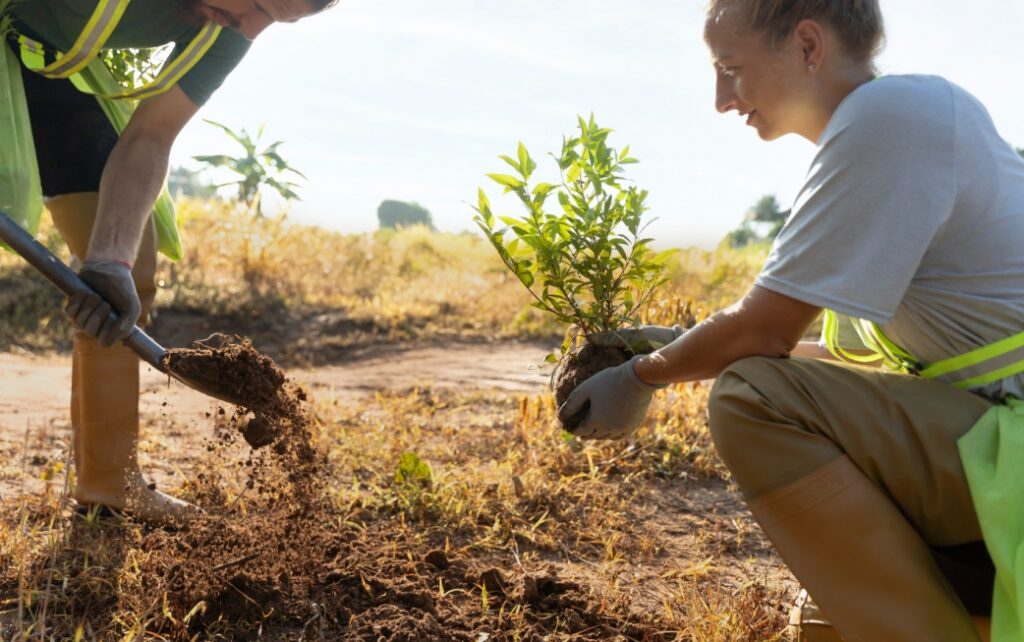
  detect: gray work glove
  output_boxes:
[589,324,686,352]
[66,259,140,347]
[557,355,668,439]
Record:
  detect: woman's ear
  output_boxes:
[792,18,826,72]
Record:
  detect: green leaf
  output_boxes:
[499,215,529,230]
[486,173,525,191]
[395,452,433,486]
[531,182,558,198]
[498,154,521,173]
[518,142,537,180]
[192,154,235,168]
[477,189,494,226]
[566,163,582,183]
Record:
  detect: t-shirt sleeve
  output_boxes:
[755,77,958,324]
[170,27,251,106]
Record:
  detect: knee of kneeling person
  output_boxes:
[707,356,782,467]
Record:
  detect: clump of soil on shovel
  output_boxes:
[163,335,305,450]
[552,342,634,431]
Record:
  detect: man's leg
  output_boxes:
[707,356,993,642]
[21,60,197,526]
[47,193,198,527]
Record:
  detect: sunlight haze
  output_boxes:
[171,1,1024,249]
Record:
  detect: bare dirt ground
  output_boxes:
[0,339,552,499]
[0,339,796,640]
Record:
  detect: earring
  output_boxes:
[807,64,817,72]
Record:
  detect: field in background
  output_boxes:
[0,201,788,641]
[0,200,767,358]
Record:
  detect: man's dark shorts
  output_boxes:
[9,39,117,197]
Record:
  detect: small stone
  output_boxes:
[480,568,505,595]
[424,550,449,570]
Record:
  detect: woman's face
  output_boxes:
[704,13,814,141]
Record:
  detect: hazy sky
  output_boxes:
[171,1,1024,249]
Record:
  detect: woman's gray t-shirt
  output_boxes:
[756,75,1024,399]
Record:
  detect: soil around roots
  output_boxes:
[552,342,634,431]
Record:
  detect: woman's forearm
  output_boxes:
[633,286,823,385]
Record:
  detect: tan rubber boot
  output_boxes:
[749,456,981,642]
[49,192,200,527]
[787,589,992,642]
[787,589,843,641]
[71,334,200,527]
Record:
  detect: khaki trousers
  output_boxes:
[707,356,994,639]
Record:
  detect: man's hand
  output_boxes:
[557,355,667,439]
[589,325,686,352]
[67,260,140,347]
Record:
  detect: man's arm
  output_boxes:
[67,86,199,346]
[634,285,823,384]
[87,85,199,263]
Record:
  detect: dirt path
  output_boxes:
[0,339,554,500]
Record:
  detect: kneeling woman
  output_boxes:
[559,1,1024,640]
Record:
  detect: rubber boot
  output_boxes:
[71,334,200,527]
[748,456,981,642]
[48,192,200,527]
[787,589,992,642]
[787,590,843,641]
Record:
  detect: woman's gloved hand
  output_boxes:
[67,259,140,347]
[557,355,668,439]
[588,324,686,352]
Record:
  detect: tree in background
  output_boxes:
[167,166,218,200]
[193,120,306,217]
[723,194,790,249]
[377,200,435,230]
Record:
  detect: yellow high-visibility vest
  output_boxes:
[15,0,221,101]
[2,0,222,259]
[823,309,1024,640]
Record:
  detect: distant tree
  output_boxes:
[723,194,790,249]
[193,120,306,216]
[1017,148,1024,160]
[377,200,434,230]
[167,166,218,200]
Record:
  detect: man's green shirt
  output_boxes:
[7,0,251,105]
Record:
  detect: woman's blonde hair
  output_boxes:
[707,0,885,65]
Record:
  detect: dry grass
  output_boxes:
[0,200,790,640]
[0,200,768,353]
[1,381,791,641]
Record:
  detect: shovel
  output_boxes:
[0,210,245,406]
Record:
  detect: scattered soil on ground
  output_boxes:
[0,341,794,641]
[552,343,633,431]
[124,336,662,639]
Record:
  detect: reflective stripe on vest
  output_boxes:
[16,1,220,100]
[821,310,921,373]
[26,0,129,79]
[822,309,1024,390]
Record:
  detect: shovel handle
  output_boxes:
[0,211,168,372]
